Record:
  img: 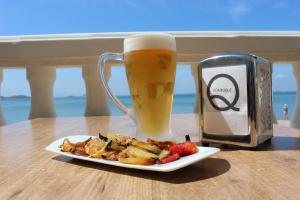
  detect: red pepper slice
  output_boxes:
[158,153,180,164]
[169,142,198,156]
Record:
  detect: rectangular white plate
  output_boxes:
[46,135,220,172]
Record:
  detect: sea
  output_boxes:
[1,92,297,124]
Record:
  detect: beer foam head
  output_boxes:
[124,33,176,53]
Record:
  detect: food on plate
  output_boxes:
[59,133,198,165]
[60,137,92,156]
[157,153,180,164]
[169,135,198,156]
[126,145,158,160]
[131,139,162,154]
[60,139,76,152]
[158,149,171,161]
[146,138,175,149]
[84,138,110,158]
[107,133,132,146]
[118,156,155,165]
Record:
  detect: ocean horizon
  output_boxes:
[1,91,297,124]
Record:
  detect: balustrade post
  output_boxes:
[26,66,56,119]
[82,64,111,116]
[0,69,5,125]
[291,63,300,129]
[191,63,200,113]
[273,107,278,124]
[272,64,278,124]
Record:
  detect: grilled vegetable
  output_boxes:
[75,137,92,147]
[146,138,175,149]
[169,141,198,156]
[60,138,92,155]
[102,150,119,161]
[118,157,155,165]
[107,133,132,146]
[185,135,191,142]
[60,139,76,152]
[99,133,108,141]
[127,146,158,159]
[74,147,87,156]
[131,139,162,154]
[157,153,180,164]
[85,138,108,158]
[158,149,171,161]
[108,142,126,151]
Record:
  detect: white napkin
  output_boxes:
[202,65,248,135]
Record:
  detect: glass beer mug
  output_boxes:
[99,33,176,140]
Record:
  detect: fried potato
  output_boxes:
[158,149,171,161]
[60,139,76,152]
[84,138,107,158]
[117,149,129,158]
[107,133,132,146]
[127,146,158,159]
[118,157,155,165]
[108,142,126,151]
[74,146,88,156]
[102,150,119,161]
[147,138,175,149]
[130,139,162,154]
[74,137,92,148]
[60,138,92,154]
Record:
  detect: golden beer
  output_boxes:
[124,49,176,137]
[99,33,176,140]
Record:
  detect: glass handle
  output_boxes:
[98,53,135,120]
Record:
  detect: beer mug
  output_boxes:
[99,33,176,140]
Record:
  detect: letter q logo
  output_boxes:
[207,74,240,111]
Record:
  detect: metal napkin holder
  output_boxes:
[198,54,273,147]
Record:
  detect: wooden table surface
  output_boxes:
[1,114,300,200]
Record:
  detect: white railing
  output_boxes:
[0,31,300,128]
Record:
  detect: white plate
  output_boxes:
[46,135,220,172]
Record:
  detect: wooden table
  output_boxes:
[1,114,300,200]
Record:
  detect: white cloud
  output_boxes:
[227,1,251,21]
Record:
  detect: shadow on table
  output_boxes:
[257,136,300,151]
[53,156,231,184]
[209,136,300,151]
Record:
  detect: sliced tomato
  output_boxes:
[169,142,198,156]
[158,153,180,164]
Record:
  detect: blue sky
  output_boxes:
[0,0,299,96]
